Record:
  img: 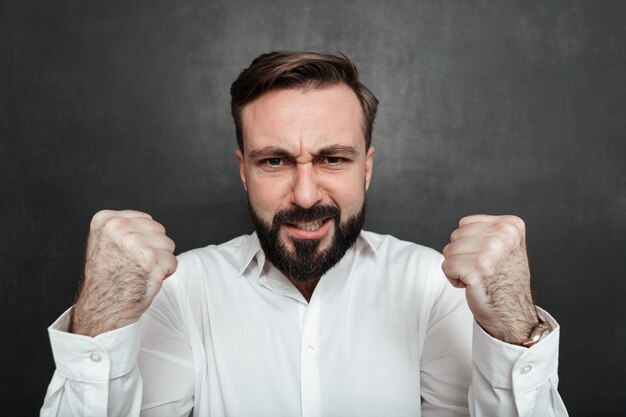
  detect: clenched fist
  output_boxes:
[442,214,539,345]
[70,210,178,337]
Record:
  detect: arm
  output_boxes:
[469,309,567,417]
[420,259,473,417]
[420,258,568,417]
[40,278,194,417]
[40,210,191,417]
[40,311,143,417]
[434,214,568,416]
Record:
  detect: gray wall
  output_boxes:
[2,1,624,415]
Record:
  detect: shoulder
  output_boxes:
[359,231,451,308]
[361,230,443,264]
[359,230,445,289]
[178,234,252,265]
[167,233,255,286]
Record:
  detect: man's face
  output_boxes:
[236,83,374,281]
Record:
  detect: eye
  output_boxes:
[323,156,343,165]
[258,157,286,169]
[267,158,282,166]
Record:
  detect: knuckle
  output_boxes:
[494,222,518,240]
[154,221,166,234]
[140,248,158,267]
[504,215,525,231]
[122,232,143,249]
[168,256,179,273]
[156,254,178,278]
[441,259,452,275]
[123,209,152,220]
[442,257,461,277]
[510,215,525,227]
[476,253,493,275]
[140,218,165,234]
[485,236,504,253]
[91,210,113,228]
[103,217,129,235]
[458,216,471,226]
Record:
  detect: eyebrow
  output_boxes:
[317,145,359,157]
[247,145,359,160]
[247,146,293,160]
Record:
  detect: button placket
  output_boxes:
[300,297,321,417]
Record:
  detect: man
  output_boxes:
[41,51,568,416]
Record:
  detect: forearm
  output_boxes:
[469,309,568,417]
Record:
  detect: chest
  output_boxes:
[192,269,426,417]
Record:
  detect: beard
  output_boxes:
[249,200,366,282]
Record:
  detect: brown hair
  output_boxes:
[230,51,379,151]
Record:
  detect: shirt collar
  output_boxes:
[238,232,264,276]
[237,230,378,277]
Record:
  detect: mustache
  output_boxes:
[273,205,340,226]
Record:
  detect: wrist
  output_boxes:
[520,319,551,347]
[70,300,135,337]
[477,309,540,345]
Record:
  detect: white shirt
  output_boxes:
[41,231,568,417]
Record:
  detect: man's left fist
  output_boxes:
[442,214,539,344]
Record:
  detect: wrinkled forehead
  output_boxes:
[240,84,367,152]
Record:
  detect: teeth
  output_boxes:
[294,220,323,231]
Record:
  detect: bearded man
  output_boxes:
[41,51,568,417]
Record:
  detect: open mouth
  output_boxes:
[287,218,329,231]
[284,217,333,238]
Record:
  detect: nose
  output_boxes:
[291,162,322,209]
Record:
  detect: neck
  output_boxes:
[288,277,321,302]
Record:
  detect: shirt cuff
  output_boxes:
[472,307,561,392]
[47,307,141,383]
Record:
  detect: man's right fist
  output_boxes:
[70,210,177,337]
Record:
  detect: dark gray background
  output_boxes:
[1,0,624,415]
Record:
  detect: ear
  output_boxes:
[365,146,375,191]
[235,148,247,191]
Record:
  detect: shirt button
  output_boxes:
[306,345,317,354]
[520,364,532,374]
[90,352,102,363]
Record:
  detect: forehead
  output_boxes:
[240,84,365,153]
